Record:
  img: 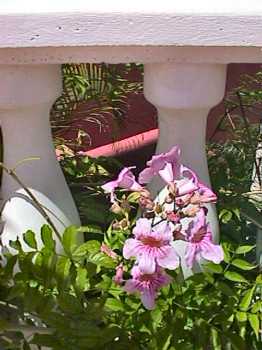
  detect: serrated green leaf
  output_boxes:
[23,230,37,249]
[232,258,256,270]
[41,225,55,251]
[235,245,255,254]
[248,313,259,339]
[239,287,255,311]
[224,271,248,283]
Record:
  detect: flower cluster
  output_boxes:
[101,146,223,309]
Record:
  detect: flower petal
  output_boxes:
[158,162,174,183]
[200,243,224,264]
[124,279,138,293]
[152,220,173,241]
[101,180,117,194]
[141,289,156,310]
[185,243,197,268]
[133,218,152,239]
[138,167,155,184]
[165,146,181,162]
[157,246,180,270]
[123,239,140,259]
[138,253,156,274]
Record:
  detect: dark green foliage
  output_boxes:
[0,223,261,350]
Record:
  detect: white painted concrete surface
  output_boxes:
[144,63,226,245]
[0,65,80,250]
[0,2,260,259]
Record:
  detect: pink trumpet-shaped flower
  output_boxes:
[184,209,224,268]
[100,243,118,260]
[138,146,181,184]
[175,169,216,207]
[175,166,199,197]
[123,218,180,274]
[101,167,142,203]
[124,265,171,310]
[113,263,124,285]
[189,182,217,204]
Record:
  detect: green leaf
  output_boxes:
[72,240,100,260]
[236,311,247,323]
[9,238,23,253]
[88,252,116,269]
[232,258,256,270]
[216,281,236,297]
[251,301,261,313]
[41,225,55,251]
[56,256,71,287]
[235,245,255,254]
[57,293,83,314]
[211,327,222,350]
[225,332,246,350]
[222,242,231,263]
[219,209,232,223]
[76,266,89,292]
[3,255,17,277]
[31,334,61,348]
[239,287,255,311]
[77,225,103,235]
[62,225,79,255]
[204,262,223,274]
[224,271,248,283]
[105,298,124,312]
[127,191,141,203]
[248,313,259,339]
[23,230,37,249]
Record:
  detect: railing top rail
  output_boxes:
[1,1,262,48]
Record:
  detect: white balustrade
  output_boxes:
[0,0,261,252]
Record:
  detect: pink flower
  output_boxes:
[100,243,118,260]
[189,182,217,204]
[139,146,181,184]
[113,263,124,285]
[124,265,171,310]
[166,211,180,223]
[175,166,199,197]
[102,167,142,203]
[184,209,224,268]
[123,218,180,274]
